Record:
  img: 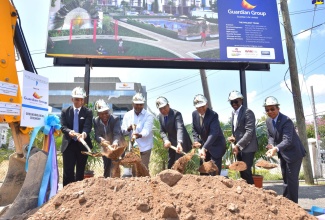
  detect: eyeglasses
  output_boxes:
[265,108,276,112]
[230,100,239,105]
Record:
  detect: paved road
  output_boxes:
[264,182,325,212]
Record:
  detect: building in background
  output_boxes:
[49,77,147,121]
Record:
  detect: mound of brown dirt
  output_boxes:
[229,161,247,171]
[256,160,278,169]
[23,170,314,220]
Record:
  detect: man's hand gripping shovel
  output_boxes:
[71,132,101,157]
[170,143,218,174]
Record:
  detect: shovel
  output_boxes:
[71,132,101,157]
[170,146,218,174]
[228,143,247,172]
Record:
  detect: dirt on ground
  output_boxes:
[14,170,315,220]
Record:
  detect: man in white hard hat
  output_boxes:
[156,96,192,169]
[227,90,258,185]
[93,99,125,178]
[121,93,154,169]
[192,94,226,175]
[60,87,93,187]
[264,96,306,203]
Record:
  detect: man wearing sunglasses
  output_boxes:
[227,90,258,185]
[264,96,306,203]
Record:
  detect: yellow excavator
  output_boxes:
[0,0,49,218]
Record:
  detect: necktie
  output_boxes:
[272,119,276,130]
[200,115,203,127]
[164,116,168,126]
[73,109,79,140]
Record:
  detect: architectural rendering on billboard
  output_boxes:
[46,0,284,65]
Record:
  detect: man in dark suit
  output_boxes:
[156,96,192,169]
[192,94,226,175]
[93,99,124,177]
[227,90,258,184]
[264,96,306,203]
[60,87,93,187]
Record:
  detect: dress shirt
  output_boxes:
[121,108,154,152]
[99,118,119,145]
[232,105,242,131]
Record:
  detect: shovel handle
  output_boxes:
[170,145,186,155]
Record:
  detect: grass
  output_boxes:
[193,49,220,59]
[47,39,179,58]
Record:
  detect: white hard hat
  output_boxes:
[95,99,110,112]
[193,94,208,108]
[132,93,145,104]
[263,96,280,107]
[71,87,86,98]
[156,96,168,109]
[228,90,244,101]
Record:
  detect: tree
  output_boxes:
[168,0,173,14]
[153,0,159,13]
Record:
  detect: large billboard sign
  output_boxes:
[46,0,284,67]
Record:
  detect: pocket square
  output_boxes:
[80,117,85,120]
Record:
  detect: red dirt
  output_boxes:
[16,170,315,220]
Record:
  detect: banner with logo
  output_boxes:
[218,0,284,63]
[45,0,284,64]
[20,70,49,127]
[116,83,135,90]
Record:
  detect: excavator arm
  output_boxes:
[0,1,48,218]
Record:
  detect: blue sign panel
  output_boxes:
[312,0,324,4]
[218,0,284,63]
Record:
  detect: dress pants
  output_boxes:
[103,156,112,178]
[62,141,88,187]
[280,157,302,203]
[237,151,255,184]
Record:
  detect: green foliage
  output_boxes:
[85,129,103,171]
[186,24,200,35]
[194,49,220,59]
[126,19,178,39]
[209,24,219,34]
[153,0,159,13]
[254,119,277,174]
[305,116,325,149]
[51,0,56,7]
[0,148,14,164]
[149,117,168,175]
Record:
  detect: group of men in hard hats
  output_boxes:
[60,86,305,203]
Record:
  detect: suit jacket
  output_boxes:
[231,106,258,153]
[60,105,93,153]
[93,114,125,146]
[158,108,192,153]
[192,108,226,159]
[266,112,306,163]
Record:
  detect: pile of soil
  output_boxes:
[21,170,315,220]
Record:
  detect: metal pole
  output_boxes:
[199,69,212,109]
[84,59,91,105]
[239,67,247,107]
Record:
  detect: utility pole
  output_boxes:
[280,0,314,184]
[311,86,322,177]
[200,69,212,109]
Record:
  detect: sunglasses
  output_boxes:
[230,100,239,105]
[265,108,276,112]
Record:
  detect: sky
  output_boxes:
[13,0,325,125]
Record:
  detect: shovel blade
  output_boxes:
[229,161,247,171]
[198,160,219,174]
